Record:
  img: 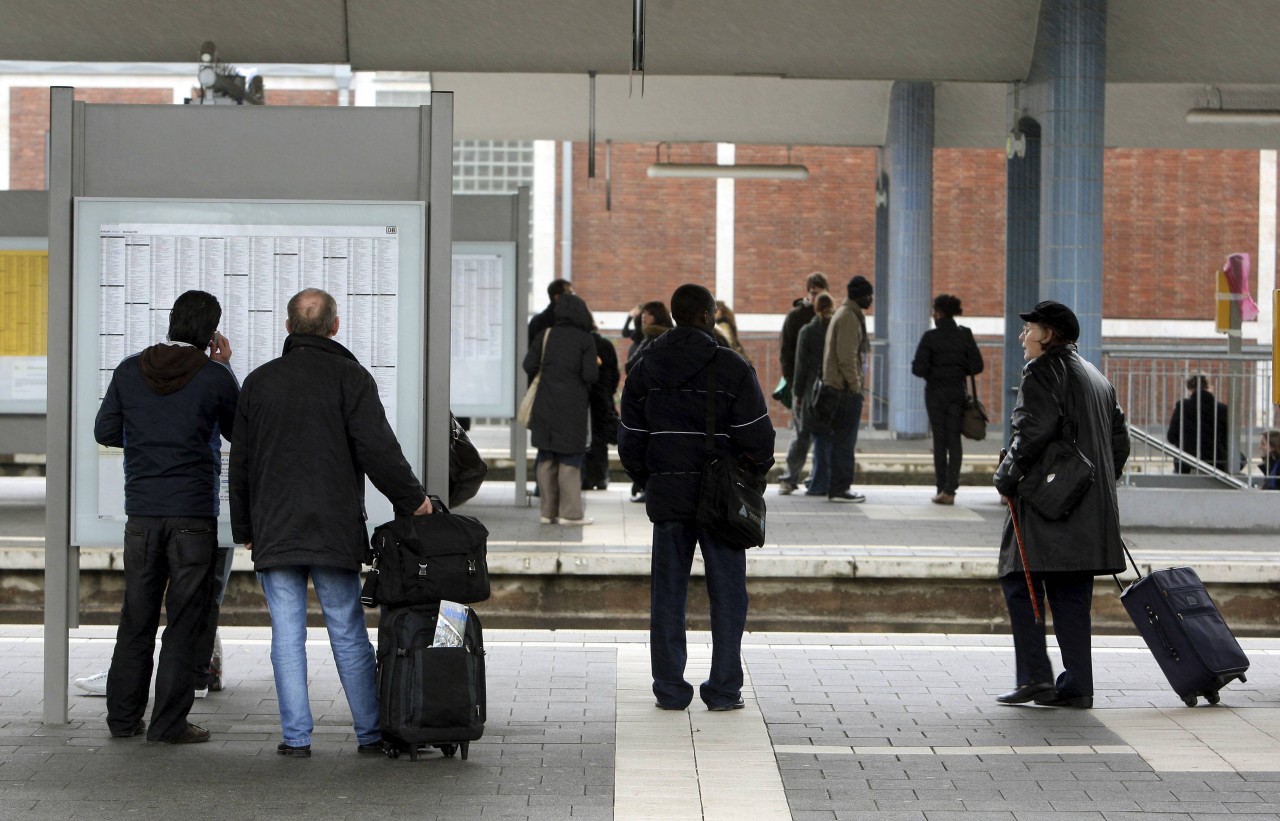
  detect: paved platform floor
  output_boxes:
[2,625,1279,820]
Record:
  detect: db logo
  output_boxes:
[386,226,398,234]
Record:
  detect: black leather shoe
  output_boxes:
[654,701,688,711]
[163,724,210,744]
[357,741,384,754]
[995,682,1053,704]
[707,699,745,712]
[110,718,146,738]
[1034,691,1093,709]
[277,741,312,757]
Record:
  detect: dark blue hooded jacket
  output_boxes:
[618,325,775,522]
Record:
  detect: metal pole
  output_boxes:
[560,141,572,282]
[43,87,75,724]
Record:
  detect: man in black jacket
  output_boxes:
[527,278,574,345]
[619,284,775,712]
[95,290,238,744]
[230,288,431,757]
[1166,375,1230,473]
[777,272,828,494]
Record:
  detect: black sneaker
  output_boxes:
[277,742,312,757]
[828,491,866,503]
[164,724,210,744]
[110,718,146,738]
[707,699,745,712]
[357,741,384,754]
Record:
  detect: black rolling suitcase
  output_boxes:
[1119,561,1249,706]
[377,602,486,760]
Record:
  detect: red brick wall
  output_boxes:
[1103,148,1261,318]
[9,86,339,190]
[933,148,1008,318]
[9,87,174,190]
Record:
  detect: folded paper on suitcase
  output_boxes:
[363,498,491,607]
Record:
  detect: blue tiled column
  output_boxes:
[872,168,889,428]
[1027,0,1107,364]
[1004,122,1041,443]
[885,81,933,438]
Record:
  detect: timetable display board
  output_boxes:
[450,242,517,417]
[71,199,426,547]
[0,241,49,413]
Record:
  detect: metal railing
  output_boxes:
[1102,349,1275,489]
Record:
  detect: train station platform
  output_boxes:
[1,624,1278,820]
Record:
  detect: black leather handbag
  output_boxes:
[802,378,842,435]
[1019,363,1095,520]
[362,497,491,608]
[961,374,989,441]
[448,413,487,507]
[694,356,767,548]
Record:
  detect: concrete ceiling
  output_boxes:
[3,0,1280,149]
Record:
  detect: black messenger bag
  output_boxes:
[362,497,490,607]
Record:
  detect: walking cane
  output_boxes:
[1004,495,1042,625]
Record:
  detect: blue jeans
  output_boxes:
[828,391,864,496]
[806,431,832,495]
[257,566,381,747]
[650,521,748,709]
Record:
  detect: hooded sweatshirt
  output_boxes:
[95,342,240,517]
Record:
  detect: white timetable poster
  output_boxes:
[95,223,401,418]
[72,199,426,547]
[449,242,517,417]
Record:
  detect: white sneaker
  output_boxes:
[193,687,209,699]
[557,517,594,526]
[72,670,109,696]
[539,516,556,524]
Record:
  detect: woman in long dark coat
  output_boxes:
[911,294,984,505]
[992,300,1130,710]
[523,293,599,525]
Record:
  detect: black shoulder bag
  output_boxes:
[694,354,768,548]
[1019,357,1096,521]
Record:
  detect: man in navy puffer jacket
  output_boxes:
[94,290,238,744]
[619,284,774,711]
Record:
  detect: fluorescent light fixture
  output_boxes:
[1186,108,1280,124]
[647,163,809,180]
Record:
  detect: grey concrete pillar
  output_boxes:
[1027,0,1107,365]
[885,81,934,438]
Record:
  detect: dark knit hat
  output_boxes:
[1019,300,1079,342]
[847,276,874,300]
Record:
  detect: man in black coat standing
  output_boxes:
[619,284,775,712]
[1166,375,1230,473]
[230,288,431,757]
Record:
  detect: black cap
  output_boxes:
[847,275,874,300]
[1019,300,1079,342]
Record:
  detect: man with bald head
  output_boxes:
[230,288,432,758]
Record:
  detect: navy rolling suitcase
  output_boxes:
[1119,563,1249,706]
[376,602,486,760]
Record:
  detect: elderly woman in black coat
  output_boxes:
[992,301,1130,709]
[523,293,599,525]
[911,294,984,505]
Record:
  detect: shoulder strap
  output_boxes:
[1057,354,1081,444]
[704,352,718,456]
[538,329,551,363]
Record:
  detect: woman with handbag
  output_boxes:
[992,301,1130,709]
[523,293,599,525]
[911,294,984,505]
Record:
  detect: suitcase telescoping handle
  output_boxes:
[1111,539,1144,592]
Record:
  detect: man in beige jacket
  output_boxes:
[821,275,873,502]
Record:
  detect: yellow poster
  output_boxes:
[0,250,48,356]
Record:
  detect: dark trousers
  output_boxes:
[828,391,864,496]
[107,516,218,741]
[926,396,964,495]
[192,545,233,689]
[1002,572,1095,697]
[583,432,611,489]
[781,415,811,485]
[650,520,748,709]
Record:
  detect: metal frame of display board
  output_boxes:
[42,88,454,724]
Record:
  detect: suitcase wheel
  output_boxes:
[1183,695,1198,707]
[438,743,458,758]
[385,747,400,759]
[1206,691,1221,705]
